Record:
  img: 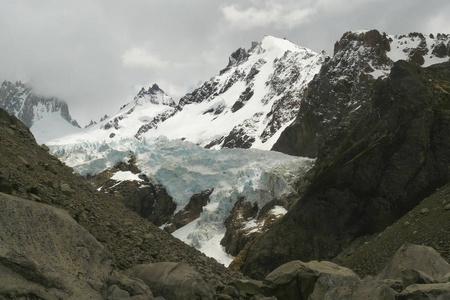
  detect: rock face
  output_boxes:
[263,260,360,300]
[273,30,450,157]
[222,196,295,257]
[0,193,113,299]
[235,31,450,279]
[0,80,80,129]
[127,262,212,300]
[90,158,177,227]
[379,244,450,282]
[163,189,213,233]
[0,80,81,143]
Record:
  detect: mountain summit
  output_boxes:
[135,36,326,149]
[0,80,81,143]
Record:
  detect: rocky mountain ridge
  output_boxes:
[0,80,81,143]
[234,30,450,279]
[135,36,326,150]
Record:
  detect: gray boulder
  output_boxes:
[402,269,435,288]
[127,262,212,300]
[263,260,360,299]
[397,283,450,299]
[379,244,450,281]
[348,277,396,300]
[107,270,154,299]
[0,192,113,299]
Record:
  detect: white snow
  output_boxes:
[270,205,288,216]
[172,217,234,266]
[110,171,143,182]
[386,33,450,67]
[30,111,81,144]
[50,36,324,152]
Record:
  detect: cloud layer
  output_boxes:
[0,0,449,125]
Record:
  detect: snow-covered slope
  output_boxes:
[0,80,81,144]
[50,36,325,152]
[135,36,326,150]
[50,136,315,265]
[51,84,176,144]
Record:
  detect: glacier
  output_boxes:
[49,136,315,266]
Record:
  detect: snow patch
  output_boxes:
[110,171,143,182]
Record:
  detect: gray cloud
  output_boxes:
[0,0,449,125]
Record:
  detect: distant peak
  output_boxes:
[132,83,175,107]
[260,35,301,53]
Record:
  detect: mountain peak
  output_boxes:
[133,83,175,107]
[260,35,301,53]
[149,83,161,92]
[0,80,81,143]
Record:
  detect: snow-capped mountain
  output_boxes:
[135,36,326,150]
[0,80,81,144]
[273,30,450,156]
[46,30,450,267]
[53,83,176,143]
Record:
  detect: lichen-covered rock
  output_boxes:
[0,193,113,299]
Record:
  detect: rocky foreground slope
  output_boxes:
[2,106,450,299]
[0,108,236,298]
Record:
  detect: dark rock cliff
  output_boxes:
[234,59,450,279]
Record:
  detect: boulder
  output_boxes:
[107,270,153,299]
[348,277,396,300]
[263,260,360,299]
[397,283,450,299]
[0,192,113,299]
[126,262,212,300]
[402,269,435,288]
[229,278,263,296]
[379,244,450,281]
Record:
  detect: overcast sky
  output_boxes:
[1,0,449,126]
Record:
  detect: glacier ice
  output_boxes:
[49,136,315,265]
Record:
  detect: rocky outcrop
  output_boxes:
[163,189,213,233]
[263,260,360,299]
[222,196,295,257]
[235,47,450,278]
[0,192,113,299]
[0,80,80,129]
[272,30,392,157]
[126,262,212,300]
[90,159,177,227]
